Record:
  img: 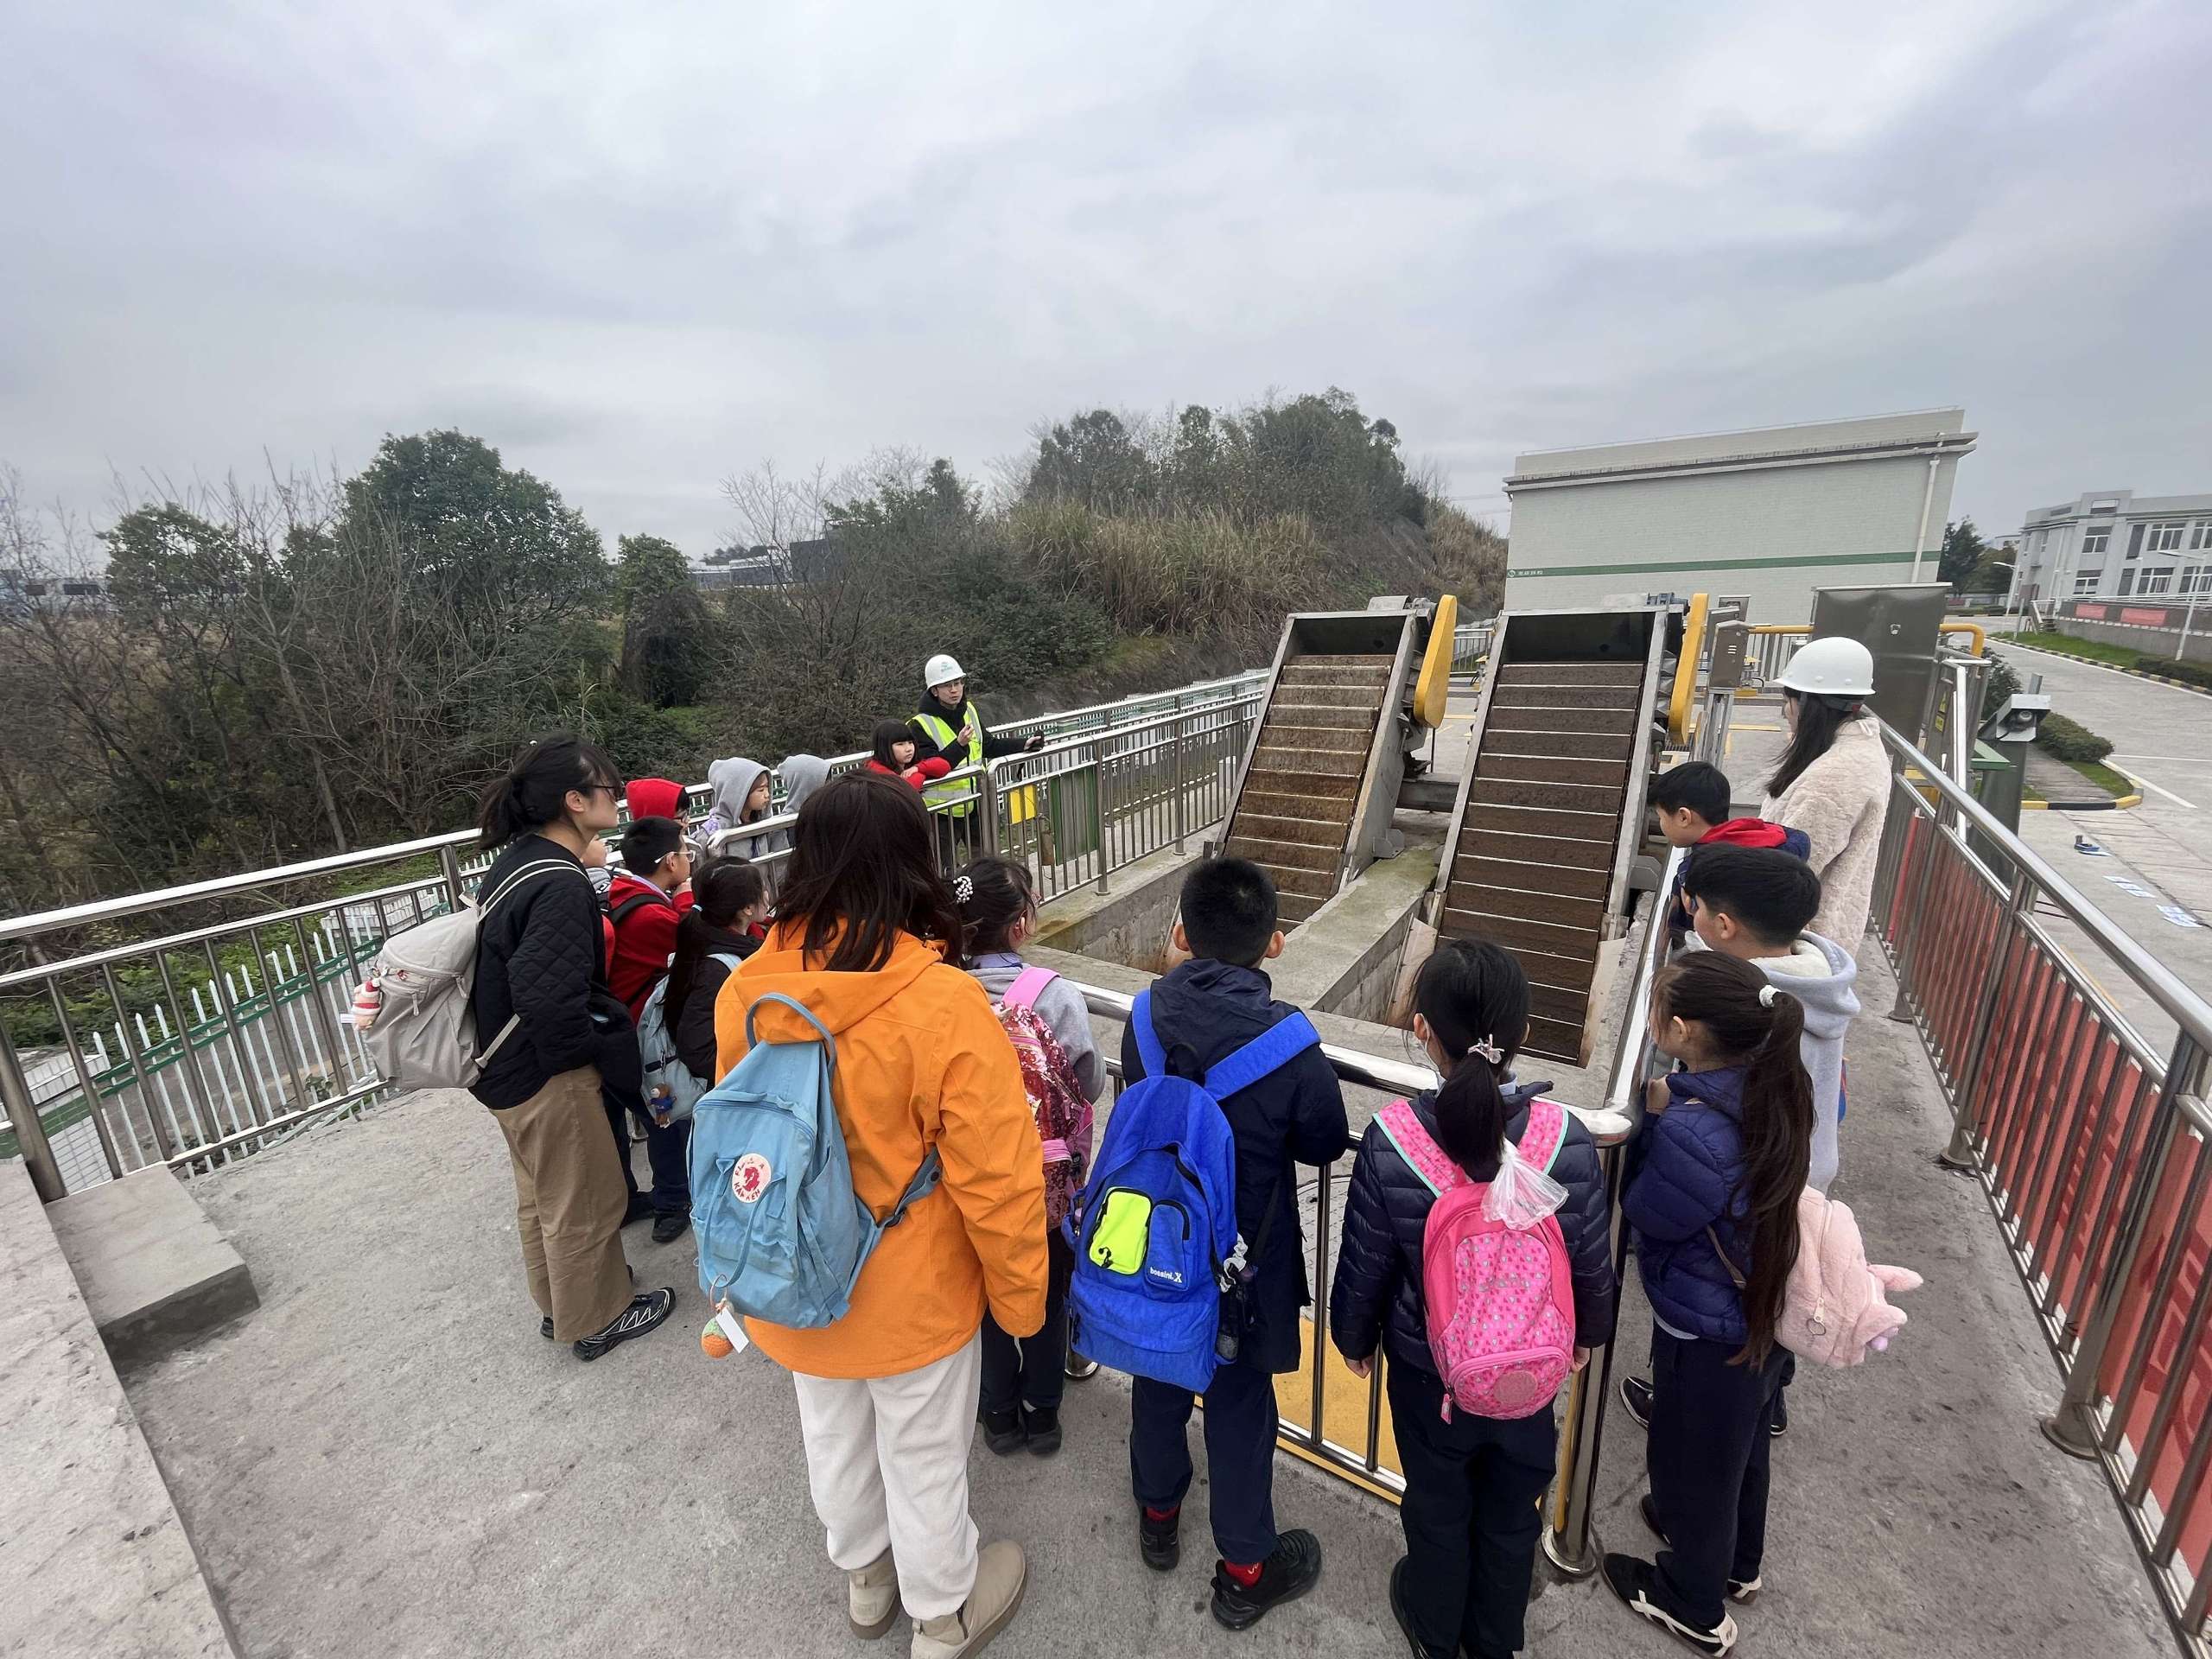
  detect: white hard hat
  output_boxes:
[1777,637,1876,699]
[924,653,966,690]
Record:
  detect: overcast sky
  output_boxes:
[3,0,2208,556]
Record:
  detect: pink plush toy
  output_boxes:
[1779,1187,1923,1368]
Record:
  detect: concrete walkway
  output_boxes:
[112,941,2177,1659]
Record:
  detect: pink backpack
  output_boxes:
[1376,1097,1576,1421]
[1709,1187,1923,1368]
[999,966,1094,1230]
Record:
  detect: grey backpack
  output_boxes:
[357,859,584,1091]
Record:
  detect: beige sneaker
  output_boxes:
[849,1549,899,1639]
[910,1541,1026,1659]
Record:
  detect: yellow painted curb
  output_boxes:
[2115,793,2144,809]
[2022,799,2049,810]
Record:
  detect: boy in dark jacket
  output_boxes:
[1120,857,1350,1632]
[1651,761,1809,935]
[1330,937,1618,1659]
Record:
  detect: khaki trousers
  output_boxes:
[494,1065,632,1340]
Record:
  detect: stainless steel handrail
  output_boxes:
[1875,720,2212,1052]
[1072,983,1440,1099]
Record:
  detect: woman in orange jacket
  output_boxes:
[715,771,1046,1659]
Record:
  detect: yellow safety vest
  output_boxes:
[914,707,982,817]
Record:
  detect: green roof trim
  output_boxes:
[1508,550,1917,579]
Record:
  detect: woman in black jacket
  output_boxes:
[470,735,676,1362]
[664,857,766,1086]
[1330,938,1618,1659]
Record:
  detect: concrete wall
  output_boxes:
[2058,614,2212,667]
[1268,843,1440,1023]
[0,1158,238,1657]
[1505,410,1968,622]
[1028,836,1205,970]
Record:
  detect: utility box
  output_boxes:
[1809,582,1951,743]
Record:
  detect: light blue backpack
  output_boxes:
[689,992,942,1328]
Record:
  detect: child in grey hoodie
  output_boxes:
[1679,843,1860,1192]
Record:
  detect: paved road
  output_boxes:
[1986,628,2212,1044]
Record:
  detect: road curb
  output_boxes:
[2000,639,2212,699]
[2023,793,2143,812]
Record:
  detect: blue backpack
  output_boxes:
[1064,990,1319,1392]
[689,992,942,1328]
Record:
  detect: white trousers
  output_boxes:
[791,1333,982,1620]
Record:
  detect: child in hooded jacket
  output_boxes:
[957,855,1103,1459]
[1331,938,1618,1659]
[1605,951,1815,1657]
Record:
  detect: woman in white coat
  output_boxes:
[1760,637,1891,953]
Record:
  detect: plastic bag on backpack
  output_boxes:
[1483,1136,1568,1230]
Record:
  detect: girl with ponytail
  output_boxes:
[1330,938,1618,1659]
[1605,950,1814,1654]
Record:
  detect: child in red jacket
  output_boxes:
[866,717,950,791]
[606,817,693,1020]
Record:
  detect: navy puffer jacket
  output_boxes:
[1624,1067,1754,1345]
[1329,1081,1618,1380]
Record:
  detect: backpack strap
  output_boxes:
[843,1149,945,1299]
[480,858,582,916]
[1131,988,1168,1081]
[1202,1011,1320,1101]
[1518,1097,1571,1177]
[1375,1098,1464,1198]
[1001,964,1058,1014]
[708,952,744,972]
[743,993,837,1071]
[607,890,674,928]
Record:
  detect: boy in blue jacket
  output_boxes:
[1122,857,1351,1632]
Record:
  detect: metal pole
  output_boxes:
[50,978,125,1179]
[1092,747,1111,896]
[1308,1163,1333,1450]
[438,844,467,910]
[0,1020,67,1201]
[100,963,177,1162]
[2044,1033,2202,1456]
[1886,792,1942,1026]
[1939,868,2033,1170]
[1544,1135,1632,1576]
[2179,575,2203,661]
[1172,715,1188,855]
[291,917,354,1097]
[979,765,1002,858]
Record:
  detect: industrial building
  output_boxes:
[1502,410,1976,620]
[2011,488,2212,606]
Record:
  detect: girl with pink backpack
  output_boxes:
[1330,940,1618,1659]
[957,856,1104,1459]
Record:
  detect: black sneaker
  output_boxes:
[1211,1529,1322,1631]
[1602,1553,1738,1655]
[1138,1507,1180,1572]
[1023,1405,1062,1457]
[539,1315,554,1340]
[651,1211,690,1245]
[1638,1497,1762,1605]
[1621,1374,1653,1430]
[574,1288,675,1361]
[982,1407,1025,1456]
[1770,1386,1789,1439]
[622,1193,655,1227]
[1388,1556,1454,1658]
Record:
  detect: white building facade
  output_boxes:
[1502,410,1975,621]
[2012,490,2212,607]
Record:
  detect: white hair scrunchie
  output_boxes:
[1758,983,1780,1007]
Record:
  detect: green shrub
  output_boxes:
[2138,654,2212,691]
[2037,712,2114,765]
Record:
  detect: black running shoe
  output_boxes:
[1770,1386,1789,1438]
[1602,1553,1738,1655]
[1023,1405,1062,1457]
[1388,1556,1454,1658]
[651,1211,690,1245]
[982,1407,1025,1456]
[574,1288,675,1361]
[1638,1496,1762,1605]
[1211,1529,1322,1631]
[539,1316,554,1340]
[1620,1374,1654,1430]
[1139,1507,1180,1573]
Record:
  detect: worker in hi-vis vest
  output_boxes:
[909,654,1045,830]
